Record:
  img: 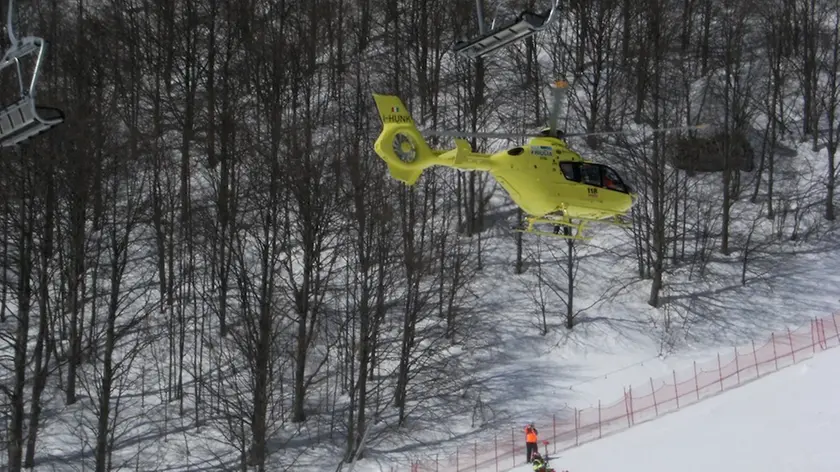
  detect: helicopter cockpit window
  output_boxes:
[580,164,601,186]
[559,163,578,181]
[602,166,626,192]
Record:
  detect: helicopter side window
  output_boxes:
[580,164,601,187]
[559,163,579,181]
[602,166,627,192]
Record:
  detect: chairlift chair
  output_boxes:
[452,0,560,59]
[0,0,63,148]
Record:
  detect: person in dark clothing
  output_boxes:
[524,423,538,463]
[532,452,548,472]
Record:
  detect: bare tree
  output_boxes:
[817,11,839,220]
[230,23,293,468]
[23,150,56,468]
[215,144,290,471]
[523,235,582,331]
[716,0,758,255]
[393,183,435,425]
[59,0,102,405]
[522,238,550,335]
[626,0,680,307]
[752,5,794,219]
[567,0,623,146]
[740,207,774,286]
[2,149,36,472]
[86,151,153,472]
[340,145,396,461]
[797,0,821,143]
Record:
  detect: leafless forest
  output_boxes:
[0,0,837,470]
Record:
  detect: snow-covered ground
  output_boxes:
[510,340,840,472]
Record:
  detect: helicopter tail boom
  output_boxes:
[372,94,439,185]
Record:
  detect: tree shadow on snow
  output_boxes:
[658,246,840,348]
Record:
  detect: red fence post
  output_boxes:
[788,327,796,363]
[649,377,658,415]
[832,315,839,343]
[494,434,498,472]
[693,361,699,400]
[629,385,634,425]
[553,413,556,450]
[811,318,817,353]
[511,427,515,468]
[734,346,740,384]
[474,441,477,470]
[574,408,579,446]
[817,319,828,351]
[821,318,828,347]
[673,370,679,409]
[772,333,778,370]
[717,352,723,391]
[816,319,823,348]
[623,387,631,427]
[817,318,823,349]
[598,400,602,438]
[752,340,760,377]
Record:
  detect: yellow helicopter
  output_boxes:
[372,81,705,240]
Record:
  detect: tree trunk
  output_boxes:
[8,162,34,472]
[25,162,55,467]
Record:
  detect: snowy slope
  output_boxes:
[510,343,840,472]
[349,231,840,472]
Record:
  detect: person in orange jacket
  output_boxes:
[524,423,538,463]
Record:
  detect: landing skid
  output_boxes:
[512,214,631,241]
[512,216,589,241]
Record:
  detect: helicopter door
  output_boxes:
[580,163,602,187]
[601,166,628,193]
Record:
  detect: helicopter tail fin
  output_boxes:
[372,94,437,185]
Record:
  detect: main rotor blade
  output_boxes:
[563,123,710,138]
[421,129,541,139]
[421,123,709,141]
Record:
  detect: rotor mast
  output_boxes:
[548,79,568,137]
